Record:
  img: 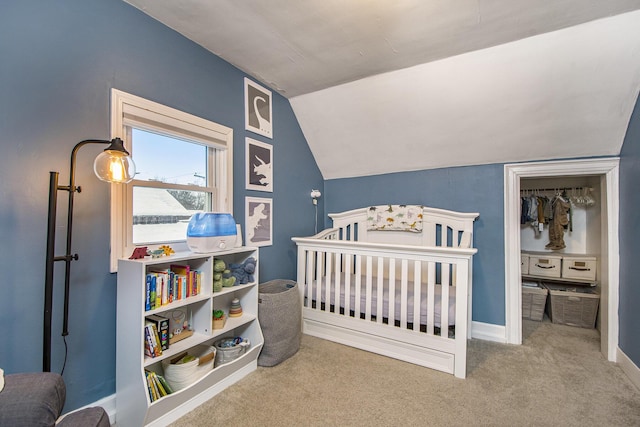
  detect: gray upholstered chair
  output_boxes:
[0,372,110,427]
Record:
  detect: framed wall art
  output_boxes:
[245,197,272,247]
[244,77,273,138]
[246,138,273,192]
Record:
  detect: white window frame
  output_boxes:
[110,89,233,271]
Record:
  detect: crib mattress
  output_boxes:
[305,274,456,327]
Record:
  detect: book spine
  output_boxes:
[149,372,160,401]
[149,275,157,310]
[156,373,174,394]
[145,371,155,402]
[144,325,153,357]
[155,274,161,308]
[161,273,169,305]
[145,274,152,311]
[151,371,167,396]
[145,323,162,357]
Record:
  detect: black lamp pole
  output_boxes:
[43,138,131,372]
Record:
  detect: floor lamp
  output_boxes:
[44,137,136,372]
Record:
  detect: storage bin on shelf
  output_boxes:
[162,345,216,391]
[522,281,547,321]
[561,256,597,281]
[542,282,599,328]
[528,254,562,278]
[214,337,250,366]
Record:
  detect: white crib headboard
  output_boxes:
[328,205,479,248]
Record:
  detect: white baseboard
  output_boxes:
[471,321,507,343]
[617,347,640,390]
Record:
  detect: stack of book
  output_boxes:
[144,315,169,357]
[144,370,173,402]
[145,264,202,311]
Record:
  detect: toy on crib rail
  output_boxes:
[228,257,256,285]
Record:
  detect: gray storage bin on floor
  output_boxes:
[258,279,301,366]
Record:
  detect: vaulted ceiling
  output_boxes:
[124,0,640,179]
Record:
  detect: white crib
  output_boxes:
[292,205,478,378]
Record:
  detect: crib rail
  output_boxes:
[292,235,476,377]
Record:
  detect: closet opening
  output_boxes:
[504,159,620,362]
[520,176,601,337]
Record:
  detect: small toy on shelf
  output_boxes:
[149,249,165,258]
[228,257,256,285]
[213,259,235,292]
[129,246,148,259]
[229,298,243,317]
[159,245,175,256]
[168,308,193,344]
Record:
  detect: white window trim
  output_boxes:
[110,89,233,272]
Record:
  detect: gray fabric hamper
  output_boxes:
[257,279,302,366]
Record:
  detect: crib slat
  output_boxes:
[315,251,323,312]
[400,259,408,329]
[305,250,314,309]
[427,261,436,335]
[325,251,333,312]
[376,258,384,325]
[365,256,373,320]
[334,252,341,315]
[413,261,421,331]
[344,254,352,315]
[354,255,362,318]
[441,225,448,247]
[441,263,450,331]
[388,258,396,326]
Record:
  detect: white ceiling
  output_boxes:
[124,0,640,179]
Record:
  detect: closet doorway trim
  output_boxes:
[504,158,619,362]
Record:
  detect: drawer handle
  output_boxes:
[568,296,581,302]
[535,263,556,269]
[569,266,591,272]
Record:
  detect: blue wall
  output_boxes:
[619,92,640,366]
[324,164,505,325]
[0,0,322,410]
[2,0,638,412]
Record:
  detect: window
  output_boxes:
[110,89,233,271]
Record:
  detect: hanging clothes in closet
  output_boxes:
[520,191,572,250]
[546,194,571,250]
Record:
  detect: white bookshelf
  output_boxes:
[115,247,263,426]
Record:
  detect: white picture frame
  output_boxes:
[245,197,272,247]
[244,77,273,138]
[245,138,273,192]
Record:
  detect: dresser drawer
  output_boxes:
[562,256,597,281]
[528,255,562,278]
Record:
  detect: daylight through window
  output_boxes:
[110,89,233,271]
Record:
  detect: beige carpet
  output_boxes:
[171,319,640,426]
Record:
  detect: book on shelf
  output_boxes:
[144,371,156,401]
[170,264,191,299]
[156,373,174,395]
[144,323,162,358]
[144,370,173,402]
[146,314,169,351]
[144,267,202,312]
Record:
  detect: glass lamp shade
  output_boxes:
[93,149,136,183]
